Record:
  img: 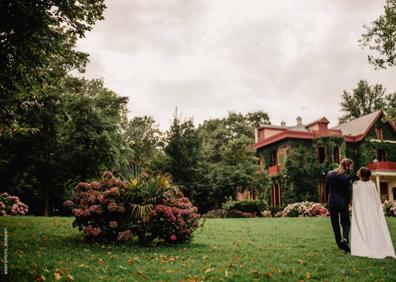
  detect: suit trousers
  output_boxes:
[329,207,350,245]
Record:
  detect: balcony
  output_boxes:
[268,165,281,176]
[367,162,396,172]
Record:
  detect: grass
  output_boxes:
[1,217,396,281]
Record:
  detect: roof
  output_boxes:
[252,110,396,149]
[332,110,382,137]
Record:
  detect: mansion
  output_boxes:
[251,110,396,206]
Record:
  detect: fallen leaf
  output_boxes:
[54,272,61,281]
[98,258,104,265]
[67,274,74,281]
[128,258,135,265]
[265,272,273,278]
[297,259,304,265]
[305,272,311,280]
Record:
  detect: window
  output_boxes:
[271,150,277,166]
[318,146,326,163]
[333,146,340,163]
[376,127,383,140]
[377,149,387,161]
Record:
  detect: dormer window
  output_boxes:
[376,127,383,140]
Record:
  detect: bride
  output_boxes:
[351,167,395,259]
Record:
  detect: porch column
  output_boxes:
[375,175,380,194]
[388,184,394,201]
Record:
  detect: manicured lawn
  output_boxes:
[1,217,396,281]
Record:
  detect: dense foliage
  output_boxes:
[339,80,395,123]
[361,0,396,69]
[64,171,201,245]
[0,0,106,136]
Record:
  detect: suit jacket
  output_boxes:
[326,170,351,210]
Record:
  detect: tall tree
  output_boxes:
[339,80,387,123]
[0,0,106,136]
[124,116,164,170]
[360,0,396,69]
[163,114,203,199]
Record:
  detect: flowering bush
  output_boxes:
[64,171,201,245]
[383,200,396,217]
[148,197,201,243]
[0,192,29,216]
[279,202,329,217]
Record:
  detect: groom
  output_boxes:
[326,158,353,252]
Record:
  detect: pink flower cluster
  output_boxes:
[279,201,329,217]
[149,197,201,243]
[0,192,29,216]
[383,200,396,217]
[63,172,132,241]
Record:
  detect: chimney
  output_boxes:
[296,116,302,126]
[280,121,286,127]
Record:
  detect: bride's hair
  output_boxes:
[358,167,371,181]
[336,158,353,174]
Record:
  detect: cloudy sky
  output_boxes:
[77,0,396,130]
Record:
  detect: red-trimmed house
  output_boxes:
[251,110,396,206]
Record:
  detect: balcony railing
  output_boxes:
[367,161,396,172]
[268,165,280,176]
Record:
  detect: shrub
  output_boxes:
[64,171,201,245]
[231,200,266,214]
[203,209,225,218]
[222,198,266,218]
[280,202,329,217]
[383,200,396,217]
[148,197,201,243]
[0,192,29,216]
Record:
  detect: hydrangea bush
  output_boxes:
[0,192,29,216]
[273,201,328,217]
[64,171,201,245]
[383,200,396,217]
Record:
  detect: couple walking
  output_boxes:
[326,158,395,259]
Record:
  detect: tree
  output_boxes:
[195,111,271,211]
[0,77,130,215]
[0,0,106,136]
[339,80,387,123]
[360,0,396,69]
[163,113,203,199]
[124,116,164,170]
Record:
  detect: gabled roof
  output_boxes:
[251,110,396,150]
[332,110,382,138]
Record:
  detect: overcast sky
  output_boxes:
[77,0,396,130]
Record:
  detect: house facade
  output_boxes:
[251,110,396,206]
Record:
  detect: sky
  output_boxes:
[77,0,396,130]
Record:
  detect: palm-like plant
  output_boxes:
[118,165,181,223]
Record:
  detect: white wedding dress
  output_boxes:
[351,180,395,259]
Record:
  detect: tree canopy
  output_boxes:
[339,80,395,123]
[361,0,396,69]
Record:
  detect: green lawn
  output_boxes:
[1,217,396,282]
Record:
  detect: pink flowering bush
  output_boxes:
[0,192,29,216]
[383,200,396,217]
[64,171,201,245]
[64,171,130,241]
[148,197,201,244]
[279,201,329,217]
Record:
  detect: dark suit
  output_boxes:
[326,170,351,247]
